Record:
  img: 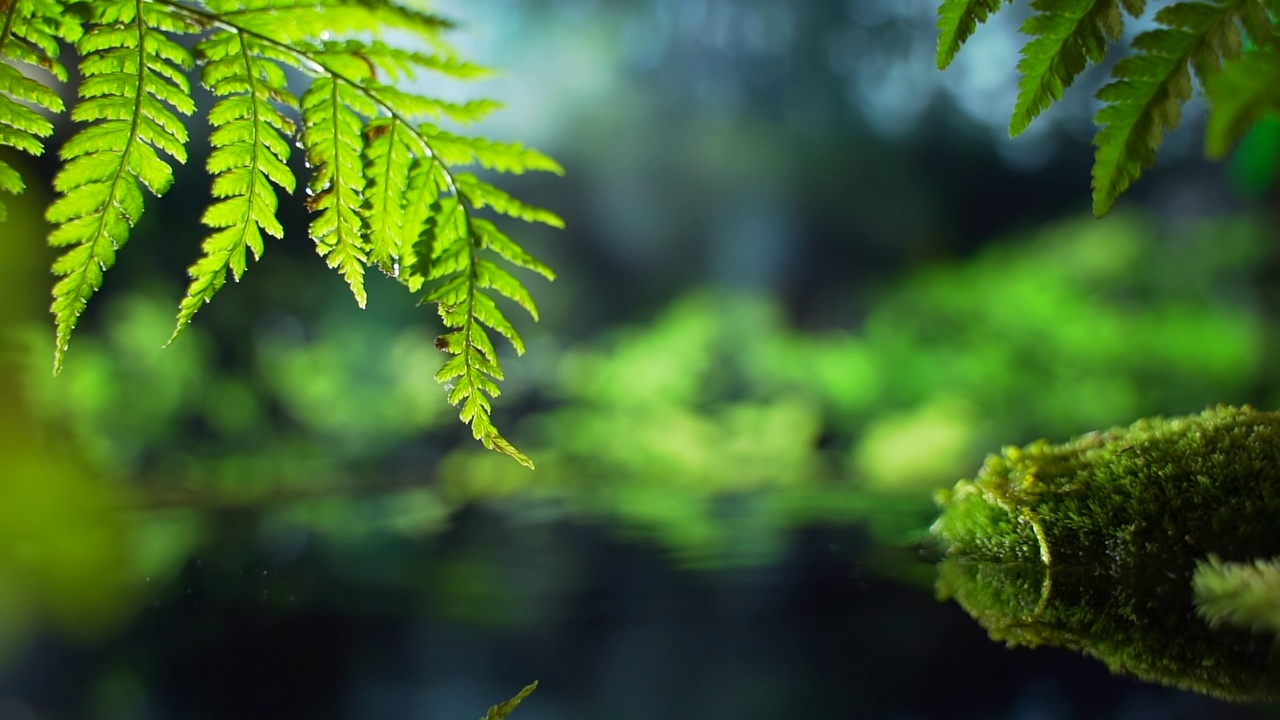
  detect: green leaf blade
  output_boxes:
[174,29,298,340]
[1091,0,1257,216]
[937,0,1013,70]
[1010,0,1124,137]
[301,76,370,307]
[47,0,196,366]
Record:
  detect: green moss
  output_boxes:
[931,406,1280,700]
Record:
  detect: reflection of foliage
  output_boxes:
[0,0,558,459]
[938,0,1278,215]
[932,406,1280,700]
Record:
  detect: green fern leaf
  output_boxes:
[10,0,561,462]
[2,0,83,81]
[47,0,197,370]
[1204,48,1280,158]
[296,25,558,462]
[369,85,502,125]
[1010,0,1128,137]
[206,0,448,47]
[1092,0,1264,215]
[172,29,298,339]
[355,0,455,46]
[300,76,375,306]
[419,196,534,468]
[426,129,564,175]
[455,173,564,228]
[397,155,442,292]
[471,217,555,281]
[362,116,413,273]
[0,0,83,219]
[937,0,1014,70]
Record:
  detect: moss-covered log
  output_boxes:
[931,406,1280,700]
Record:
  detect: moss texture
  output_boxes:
[931,406,1280,700]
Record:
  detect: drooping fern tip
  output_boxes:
[1,0,562,464]
[937,0,1280,216]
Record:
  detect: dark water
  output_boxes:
[2,505,1275,720]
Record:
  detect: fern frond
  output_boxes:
[300,76,375,306]
[172,28,297,339]
[1092,0,1264,215]
[18,0,562,461]
[0,0,82,219]
[420,196,536,468]
[1010,0,1130,137]
[937,0,1014,70]
[1204,47,1280,158]
[47,0,197,370]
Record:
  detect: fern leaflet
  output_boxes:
[937,0,1015,70]
[0,0,80,220]
[418,188,554,469]
[1204,47,1280,158]
[1009,0,1135,137]
[47,0,197,370]
[173,28,297,337]
[300,76,374,306]
[1092,0,1264,215]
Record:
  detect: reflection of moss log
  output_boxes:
[931,406,1280,701]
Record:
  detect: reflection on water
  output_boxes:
[933,408,1280,702]
[1,506,1272,719]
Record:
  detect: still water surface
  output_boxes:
[1,502,1275,720]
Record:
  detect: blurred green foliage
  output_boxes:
[439,210,1269,562]
[9,208,1273,642]
[0,196,157,666]
[1228,118,1280,197]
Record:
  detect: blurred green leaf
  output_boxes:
[482,681,538,720]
